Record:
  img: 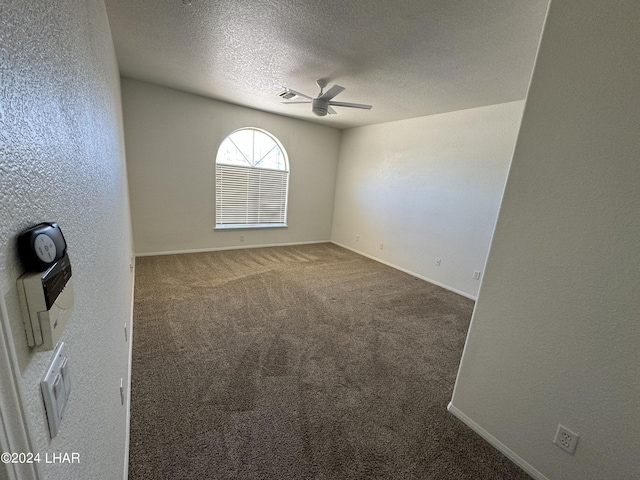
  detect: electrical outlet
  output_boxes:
[356,235,360,242]
[554,424,579,454]
[240,235,244,242]
[379,243,384,250]
[435,258,441,266]
[473,270,481,280]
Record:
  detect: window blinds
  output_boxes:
[216,163,288,226]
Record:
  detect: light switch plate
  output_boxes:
[41,342,71,438]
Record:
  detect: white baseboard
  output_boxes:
[330,241,477,301]
[134,240,330,257]
[447,403,549,480]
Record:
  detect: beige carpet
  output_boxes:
[128,243,530,479]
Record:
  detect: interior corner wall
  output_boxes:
[0,1,133,479]
[449,1,640,479]
[330,101,525,298]
[121,78,341,256]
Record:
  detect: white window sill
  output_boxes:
[214,223,288,230]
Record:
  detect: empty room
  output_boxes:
[1,1,638,480]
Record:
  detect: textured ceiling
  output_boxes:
[104,0,549,129]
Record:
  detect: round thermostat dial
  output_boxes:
[34,234,57,264]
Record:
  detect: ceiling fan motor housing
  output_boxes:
[312,98,329,116]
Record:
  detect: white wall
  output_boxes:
[449,1,640,479]
[331,101,524,298]
[121,78,341,255]
[0,1,133,479]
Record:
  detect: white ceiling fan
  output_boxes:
[278,79,373,117]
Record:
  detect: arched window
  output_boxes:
[215,128,289,228]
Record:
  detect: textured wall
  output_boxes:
[0,1,133,479]
[331,101,524,299]
[450,1,640,478]
[122,78,341,255]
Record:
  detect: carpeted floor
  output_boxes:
[128,243,530,479]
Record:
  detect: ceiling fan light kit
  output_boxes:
[279,79,372,117]
[312,98,332,116]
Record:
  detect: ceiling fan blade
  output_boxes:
[282,101,311,104]
[281,87,313,100]
[327,106,337,115]
[329,101,373,110]
[319,85,345,101]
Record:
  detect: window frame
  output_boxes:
[214,127,289,230]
